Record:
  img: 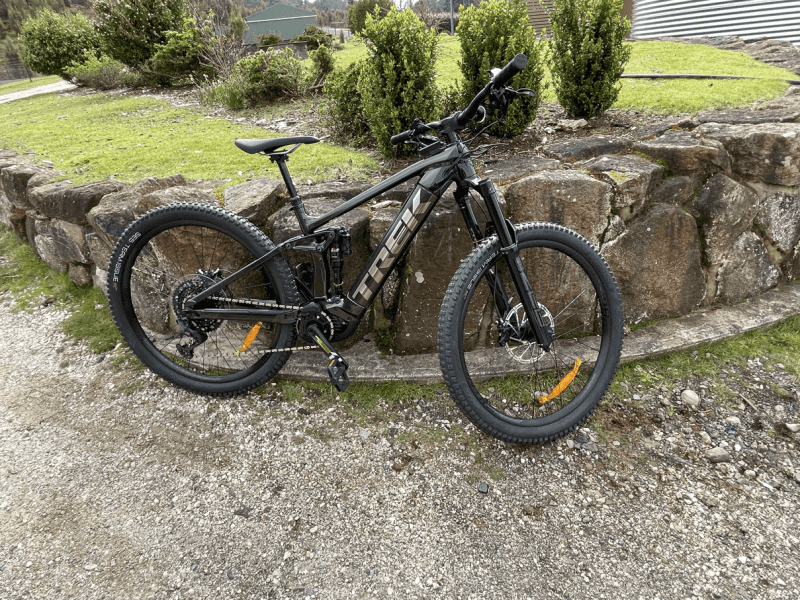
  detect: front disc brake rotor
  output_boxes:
[502,302,554,364]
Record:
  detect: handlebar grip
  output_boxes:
[492,54,528,88]
[390,130,413,145]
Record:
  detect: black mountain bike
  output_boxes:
[108,55,624,444]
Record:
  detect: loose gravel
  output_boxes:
[1,291,799,600]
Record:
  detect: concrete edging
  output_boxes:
[278,283,800,384]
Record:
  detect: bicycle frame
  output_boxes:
[185,138,554,351]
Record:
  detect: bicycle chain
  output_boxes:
[207,296,318,354]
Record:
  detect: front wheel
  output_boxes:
[438,222,624,444]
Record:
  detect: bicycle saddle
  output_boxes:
[234,136,320,155]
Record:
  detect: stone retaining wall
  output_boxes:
[2,86,799,355]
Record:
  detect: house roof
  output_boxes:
[243,15,317,45]
[245,3,317,22]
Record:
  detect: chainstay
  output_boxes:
[208,296,317,353]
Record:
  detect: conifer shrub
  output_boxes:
[146,14,218,85]
[235,48,305,105]
[456,0,545,136]
[94,0,187,68]
[291,25,332,50]
[68,54,139,90]
[548,0,632,118]
[19,9,99,78]
[322,59,373,147]
[347,0,393,36]
[357,8,438,157]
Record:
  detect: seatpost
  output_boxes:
[270,154,310,235]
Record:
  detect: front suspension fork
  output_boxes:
[474,179,554,352]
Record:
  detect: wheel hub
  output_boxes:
[172,273,231,335]
[499,302,555,364]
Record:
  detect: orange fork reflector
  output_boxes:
[540,359,582,403]
[235,322,262,356]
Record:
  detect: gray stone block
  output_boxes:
[695,174,759,265]
[505,170,612,247]
[602,204,705,324]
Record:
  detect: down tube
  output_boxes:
[348,183,441,308]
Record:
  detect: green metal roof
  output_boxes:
[243,16,317,45]
[245,3,317,22]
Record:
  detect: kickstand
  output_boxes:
[306,323,350,392]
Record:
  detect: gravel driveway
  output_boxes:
[1,292,798,600]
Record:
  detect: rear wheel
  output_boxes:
[438,222,623,444]
[107,203,299,396]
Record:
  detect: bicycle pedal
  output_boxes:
[326,355,350,392]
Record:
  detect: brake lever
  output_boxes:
[512,88,537,98]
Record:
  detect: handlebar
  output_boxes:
[493,54,528,88]
[391,53,528,145]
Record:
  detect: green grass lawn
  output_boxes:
[333,36,795,114]
[0,93,378,186]
[0,74,61,95]
[615,41,794,113]
[1,38,796,187]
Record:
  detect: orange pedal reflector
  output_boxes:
[235,322,262,356]
[540,359,582,403]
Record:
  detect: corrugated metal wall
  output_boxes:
[526,0,555,32]
[526,0,633,34]
[632,0,800,46]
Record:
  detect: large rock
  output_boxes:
[0,185,25,240]
[756,190,800,253]
[392,193,499,354]
[482,154,562,187]
[633,118,697,141]
[295,180,372,202]
[695,108,800,125]
[580,154,664,211]
[87,233,113,295]
[602,204,705,324]
[37,180,126,225]
[695,174,759,265]
[543,136,633,163]
[633,129,730,174]
[715,232,781,303]
[645,176,695,208]
[694,122,800,186]
[787,240,800,281]
[0,165,53,240]
[88,176,184,246]
[505,170,612,247]
[222,177,285,226]
[30,218,92,272]
[134,186,215,216]
[0,164,49,210]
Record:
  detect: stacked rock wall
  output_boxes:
[2,87,799,355]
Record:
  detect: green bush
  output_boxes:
[19,9,99,78]
[197,70,247,109]
[322,59,373,146]
[457,0,546,136]
[548,0,632,118]
[258,33,283,47]
[68,54,138,90]
[235,48,305,105]
[358,8,439,157]
[308,44,335,87]
[146,14,217,85]
[291,24,332,50]
[94,0,187,68]
[347,0,393,35]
